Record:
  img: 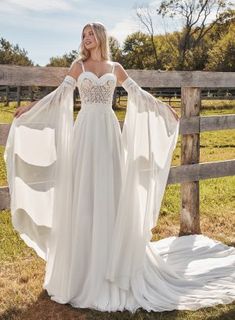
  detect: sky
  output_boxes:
[0,0,182,66]
[0,0,224,66]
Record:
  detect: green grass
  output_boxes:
[0,99,235,319]
[0,146,7,187]
[0,210,36,262]
[153,176,235,245]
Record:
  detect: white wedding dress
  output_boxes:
[4,60,235,313]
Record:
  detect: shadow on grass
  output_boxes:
[0,289,190,320]
[1,289,235,320]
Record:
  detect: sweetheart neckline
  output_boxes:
[77,71,117,83]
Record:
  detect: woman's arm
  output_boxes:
[14,61,82,119]
[67,60,83,80]
[115,62,179,121]
[14,101,38,118]
[115,62,129,86]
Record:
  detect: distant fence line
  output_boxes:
[0,64,235,236]
[1,84,235,107]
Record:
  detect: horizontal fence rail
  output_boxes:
[1,65,235,87]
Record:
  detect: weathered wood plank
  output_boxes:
[0,123,11,145]
[0,65,67,87]
[200,114,235,131]
[180,87,201,235]
[180,114,235,133]
[1,65,235,87]
[2,160,234,210]
[1,114,235,146]
[167,159,235,184]
[179,116,200,134]
[0,186,10,210]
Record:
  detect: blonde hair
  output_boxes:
[74,22,111,63]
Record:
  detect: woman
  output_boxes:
[4,22,235,313]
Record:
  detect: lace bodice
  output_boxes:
[77,61,117,107]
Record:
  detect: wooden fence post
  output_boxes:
[5,86,9,106]
[16,86,21,107]
[180,87,201,235]
[29,86,33,102]
[112,88,117,109]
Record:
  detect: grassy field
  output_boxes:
[0,99,235,319]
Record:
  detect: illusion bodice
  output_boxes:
[76,61,117,108]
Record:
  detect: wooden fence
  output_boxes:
[0,65,235,235]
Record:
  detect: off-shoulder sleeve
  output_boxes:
[4,70,76,290]
[105,75,180,291]
[4,73,76,297]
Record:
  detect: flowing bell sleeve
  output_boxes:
[105,76,180,290]
[4,74,76,265]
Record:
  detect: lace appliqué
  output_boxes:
[79,78,115,105]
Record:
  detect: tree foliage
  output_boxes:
[122,32,155,69]
[135,0,234,70]
[205,23,235,70]
[109,36,123,63]
[0,37,33,65]
[47,50,79,67]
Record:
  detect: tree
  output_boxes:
[207,9,235,42]
[47,36,122,67]
[205,23,235,71]
[47,50,79,67]
[122,32,156,69]
[135,5,161,69]
[109,36,123,63]
[155,32,180,70]
[157,0,234,69]
[0,37,33,65]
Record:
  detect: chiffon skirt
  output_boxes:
[46,104,235,312]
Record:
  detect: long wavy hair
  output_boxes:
[74,22,111,63]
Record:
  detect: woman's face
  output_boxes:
[82,26,98,50]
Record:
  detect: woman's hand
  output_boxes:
[166,104,180,121]
[13,102,37,118]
